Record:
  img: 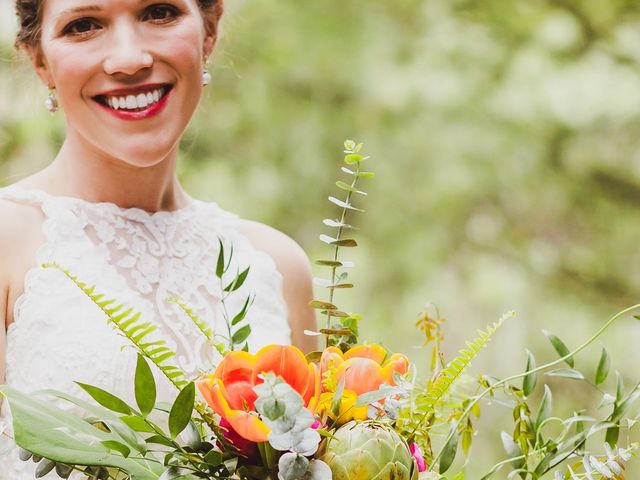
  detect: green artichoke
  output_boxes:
[320,421,419,480]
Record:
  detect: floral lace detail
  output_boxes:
[0,185,291,479]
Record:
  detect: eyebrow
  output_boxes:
[57,0,157,18]
[57,5,103,18]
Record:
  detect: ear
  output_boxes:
[202,16,219,62]
[23,44,54,88]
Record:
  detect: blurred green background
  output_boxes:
[2,0,640,475]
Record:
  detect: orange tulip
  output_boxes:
[198,345,320,443]
[320,344,410,396]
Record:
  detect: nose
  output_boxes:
[103,21,153,76]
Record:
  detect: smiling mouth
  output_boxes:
[93,85,173,112]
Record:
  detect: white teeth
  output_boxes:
[136,93,148,108]
[125,95,136,109]
[103,87,166,111]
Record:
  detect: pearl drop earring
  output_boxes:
[45,88,58,113]
[202,69,212,86]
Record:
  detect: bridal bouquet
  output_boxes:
[2,141,640,480]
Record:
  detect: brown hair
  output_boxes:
[15,0,223,48]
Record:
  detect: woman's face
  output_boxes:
[31,0,215,167]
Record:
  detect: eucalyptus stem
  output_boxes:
[326,161,362,336]
[427,303,640,472]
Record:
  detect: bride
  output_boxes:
[0,0,316,477]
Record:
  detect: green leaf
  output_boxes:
[327,196,364,212]
[357,171,375,179]
[120,415,156,433]
[355,386,401,407]
[616,371,624,402]
[439,421,459,474]
[75,382,131,415]
[305,351,323,363]
[542,330,574,367]
[35,459,56,478]
[146,435,174,447]
[522,350,537,397]
[534,385,552,434]
[204,449,223,466]
[216,239,225,278]
[545,368,585,380]
[135,354,156,417]
[169,382,195,439]
[100,440,131,458]
[231,295,253,326]
[181,421,201,450]
[224,266,250,292]
[0,386,164,479]
[331,377,345,418]
[344,154,364,164]
[330,239,358,247]
[335,181,367,195]
[595,347,610,386]
[232,324,252,345]
[314,260,344,267]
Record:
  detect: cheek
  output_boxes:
[42,44,93,102]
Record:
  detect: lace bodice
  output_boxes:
[0,185,291,479]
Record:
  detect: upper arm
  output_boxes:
[0,199,45,395]
[239,220,318,353]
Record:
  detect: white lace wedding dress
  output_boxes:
[0,185,292,479]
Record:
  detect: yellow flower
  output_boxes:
[316,389,368,426]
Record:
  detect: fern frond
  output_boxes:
[409,311,513,433]
[44,262,188,390]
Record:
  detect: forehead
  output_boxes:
[43,0,199,18]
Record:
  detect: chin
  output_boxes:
[105,139,180,169]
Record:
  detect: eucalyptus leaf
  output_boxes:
[335,181,367,196]
[278,452,309,480]
[344,154,364,164]
[134,354,156,417]
[327,196,364,212]
[309,300,338,310]
[168,382,195,439]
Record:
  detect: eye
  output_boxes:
[63,18,100,36]
[143,4,181,22]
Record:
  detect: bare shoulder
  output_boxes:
[238,220,310,275]
[238,220,318,352]
[0,198,46,326]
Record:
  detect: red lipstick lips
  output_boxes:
[93,83,173,121]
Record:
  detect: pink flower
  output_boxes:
[310,419,322,430]
[410,442,427,472]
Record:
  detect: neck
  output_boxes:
[22,132,190,213]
